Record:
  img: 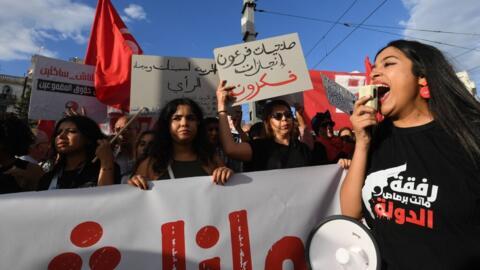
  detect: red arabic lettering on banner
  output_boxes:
[48,209,307,270]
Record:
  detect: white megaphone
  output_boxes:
[306,215,381,270]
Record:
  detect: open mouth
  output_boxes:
[377,85,390,103]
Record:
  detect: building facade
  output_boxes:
[0,74,30,114]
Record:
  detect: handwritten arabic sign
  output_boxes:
[321,74,357,114]
[214,33,313,105]
[130,55,219,116]
[28,55,107,122]
[0,165,344,269]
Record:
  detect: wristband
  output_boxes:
[217,110,228,115]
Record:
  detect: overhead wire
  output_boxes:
[256,9,480,37]
[256,7,480,59]
[453,47,480,59]
[467,65,480,73]
[305,0,358,57]
[312,0,388,68]
[357,25,480,53]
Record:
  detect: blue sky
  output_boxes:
[0,0,479,87]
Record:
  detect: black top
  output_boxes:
[244,138,312,172]
[362,120,480,270]
[157,159,209,180]
[37,160,121,190]
[0,158,29,194]
[311,141,329,165]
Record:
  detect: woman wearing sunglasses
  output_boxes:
[216,81,311,172]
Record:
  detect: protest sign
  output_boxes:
[28,55,107,122]
[320,74,357,115]
[214,33,313,106]
[0,165,345,269]
[130,55,219,116]
[304,71,367,130]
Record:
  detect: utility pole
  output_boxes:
[241,0,259,123]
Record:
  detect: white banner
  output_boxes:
[28,55,107,122]
[130,55,219,117]
[0,165,344,270]
[214,33,313,106]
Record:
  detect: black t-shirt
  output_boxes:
[0,158,29,194]
[311,141,329,165]
[362,121,480,270]
[157,159,209,180]
[244,138,311,172]
[37,161,121,190]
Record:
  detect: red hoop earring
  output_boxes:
[420,85,430,99]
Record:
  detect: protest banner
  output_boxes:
[304,71,367,130]
[130,55,219,117]
[0,165,345,269]
[28,55,108,122]
[214,33,313,106]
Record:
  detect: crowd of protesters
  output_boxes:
[0,90,353,193]
[1,39,479,268]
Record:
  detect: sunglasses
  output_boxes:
[271,111,293,121]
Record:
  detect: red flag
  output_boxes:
[37,120,55,140]
[364,56,373,85]
[85,0,142,111]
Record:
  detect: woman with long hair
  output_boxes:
[340,40,480,269]
[37,115,119,190]
[128,98,233,189]
[216,81,311,172]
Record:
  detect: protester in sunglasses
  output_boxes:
[216,81,311,172]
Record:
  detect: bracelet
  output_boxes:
[217,110,228,115]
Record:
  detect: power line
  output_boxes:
[312,0,388,68]
[346,23,480,37]
[257,8,480,59]
[305,0,358,57]
[453,47,479,59]
[357,25,480,53]
[256,9,480,37]
[467,65,480,73]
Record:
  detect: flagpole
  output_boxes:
[92,107,148,163]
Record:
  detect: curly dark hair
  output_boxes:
[0,114,34,157]
[139,98,214,175]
